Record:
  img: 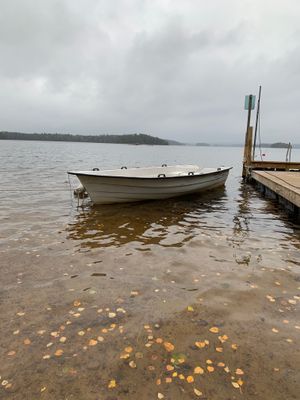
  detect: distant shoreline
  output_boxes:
[0,131,169,146]
[0,131,299,148]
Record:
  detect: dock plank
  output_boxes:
[251,171,300,208]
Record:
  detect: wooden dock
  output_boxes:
[242,92,300,219]
[251,171,300,215]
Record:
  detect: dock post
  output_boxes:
[242,94,254,180]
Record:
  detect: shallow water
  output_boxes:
[0,141,299,399]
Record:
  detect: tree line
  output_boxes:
[0,131,169,145]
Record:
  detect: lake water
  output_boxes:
[0,140,299,400]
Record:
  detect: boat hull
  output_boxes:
[69,167,231,204]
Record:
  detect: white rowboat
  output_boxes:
[68,165,231,204]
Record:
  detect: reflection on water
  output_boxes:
[67,188,229,249]
[67,181,300,254]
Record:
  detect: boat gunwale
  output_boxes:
[68,167,232,180]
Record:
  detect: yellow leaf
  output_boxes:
[231,343,238,350]
[120,352,130,359]
[195,341,206,348]
[179,374,185,380]
[40,387,46,393]
[237,379,244,386]
[54,349,63,356]
[224,366,230,373]
[129,361,136,368]
[207,366,214,372]
[108,379,116,389]
[194,366,204,374]
[88,339,98,346]
[125,346,133,353]
[232,382,240,389]
[216,347,223,352]
[187,306,194,312]
[206,359,213,364]
[235,368,244,375]
[194,388,203,397]
[73,300,81,307]
[166,365,174,371]
[186,375,194,383]
[165,377,172,383]
[78,331,85,336]
[157,393,164,399]
[217,362,225,367]
[209,327,219,333]
[156,378,161,385]
[59,337,67,343]
[163,342,174,352]
[218,334,228,343]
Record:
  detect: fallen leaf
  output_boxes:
[108,312,116,318]
[187,306,194,312]
[156,338,163,344]
[207,366,214,372]
[157,393,164,399]
[88,339,98,346]
[217,362,225,367]
[125,346,133,353]
[195,341,206,348]
[231,343,238,350]
[108,379,116,388]
[129,361,136,368]
[165,377,172,383]
[194,366,204,374]
[156,378,161,385]
[135,352,143,359]
[216,347,223,352]
[218,334,228,343]
[232,382,240,389]
[24,338,31,345]
[120,352,130,359]
[54,349,63,356]
[206,359,213,364]
[235,368,244,375]
[59,337,67,343]
[237,378,244,386]
[163,342,175,352]
[272,328,279,333]
[194,388,203,397]
[186,375,194,383]
[41,387,46,393]
[73,300,81,307]
[209,327,219,333]
[166,365,174,371]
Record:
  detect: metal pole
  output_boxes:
[253,86,262,160]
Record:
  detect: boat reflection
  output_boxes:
[66,188,230,250]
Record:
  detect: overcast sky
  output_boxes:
[0,0,299,143]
